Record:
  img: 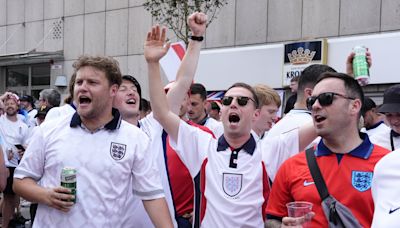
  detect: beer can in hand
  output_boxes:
[61,167,77,203]
[352,46,370,86]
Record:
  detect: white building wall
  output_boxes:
[0,0,399,97]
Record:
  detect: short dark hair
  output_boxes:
[190,83,207,101]
[298,64,336,98]
[317,72,364,113]
[122,75,142,99]
[226,82,260,108]
[361,97,376,116]
[290,76,300,83]
[140,98,151,112]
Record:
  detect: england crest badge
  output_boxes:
[110,142,127,160]
[222,173,242,197]
[352,171,373,192]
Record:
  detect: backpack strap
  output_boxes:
[305,148,329,200]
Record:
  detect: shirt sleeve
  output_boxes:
[169,120,211,177]
[14,126,46,181]
[266,159,294,218]
[131,132,165,200]
[262,128,299,182]
[139,113,163,140]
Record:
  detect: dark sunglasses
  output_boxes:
[221,96,255,107]
[306,92,355,110]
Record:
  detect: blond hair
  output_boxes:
[253,84,281,108]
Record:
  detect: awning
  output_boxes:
[0,50,64,66]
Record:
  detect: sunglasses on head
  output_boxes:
[221,96,255,107]
[306,92,355,110]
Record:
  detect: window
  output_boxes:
[6,64,50,99]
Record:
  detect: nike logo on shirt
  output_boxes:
[303,180,315,186]
[389,206,400,214]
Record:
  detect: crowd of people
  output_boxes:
[0,12,398,228]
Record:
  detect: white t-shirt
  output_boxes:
[267,109,312,138]
[139,113,177,228]
[370,127,400,151]
[371,149,400,227]
[170,120,298,227]
[0,115,29,167]
[261,128,300,182]
[263,109,315,181]
[15,112,164,228]
[362,121,391,138]
[204,117,224,138]
[45,104,76,122]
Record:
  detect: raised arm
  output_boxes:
[346,50,372,76]
[144,26,181,141]
[167,12,207,114]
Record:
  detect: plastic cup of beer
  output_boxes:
[286,201,313,227]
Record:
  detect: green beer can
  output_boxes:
[61,167,77,203]
[352,46,370,86]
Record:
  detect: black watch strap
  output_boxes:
[189,35,204,41]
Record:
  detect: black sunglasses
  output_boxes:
[306,92,355,110]
[221,96,255,107]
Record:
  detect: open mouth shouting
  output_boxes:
[314,114,326,125]
[228,112,241,125]
[78,95,92,107]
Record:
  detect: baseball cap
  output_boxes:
[378,84,400,113]
[20,95,35,106]
[122,75,142,99]
[35,105,51,118]
[20,95,33,103]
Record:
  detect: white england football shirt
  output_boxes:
[371,149,400,227]
[204,117,224,138]
[15,111,164,227]
[267,109,312,138]
[170,120,298,227]
[139,113,177,228]
[45,104,76,122]
[263,109,313,181]
[370,127,400,151]
[365,121,391,138]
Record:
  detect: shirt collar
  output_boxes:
[197,115,209,126]
[315,132,373,159]
[391,129,400,137]
[70,108,122,131]
[217,134,256,155]
[366,121,384,130]
[289,109,312,115]
[69,102,77,110]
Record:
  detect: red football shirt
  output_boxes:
[166,120,214,216]
[266,135,389,227]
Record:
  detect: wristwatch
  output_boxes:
[189,35,204,42]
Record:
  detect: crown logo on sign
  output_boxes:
[288,47,316,65]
